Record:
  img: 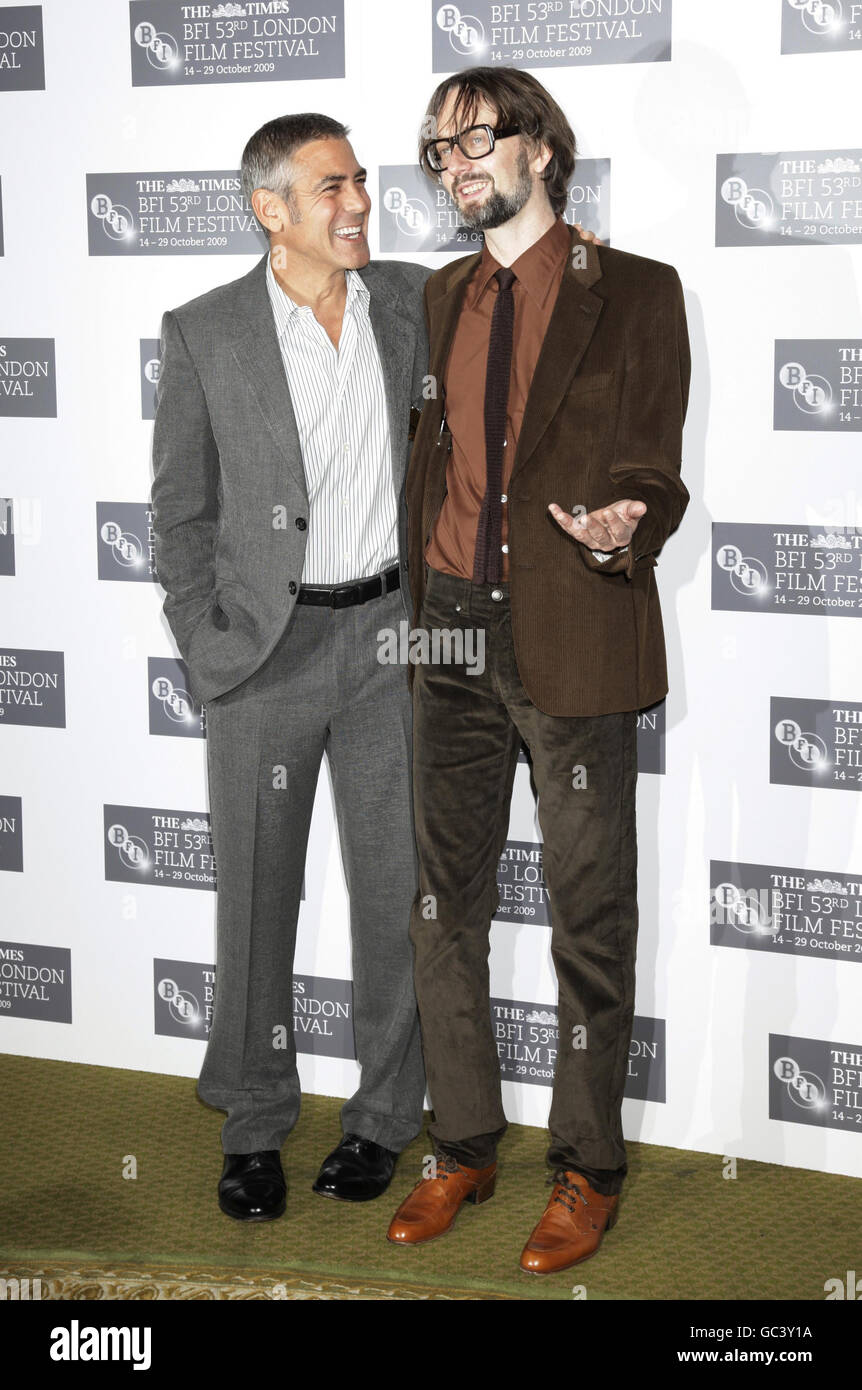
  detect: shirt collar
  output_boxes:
[266,254,369,335]
[467,215,572,310]
[346,266,370,319]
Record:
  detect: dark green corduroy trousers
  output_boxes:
[409,565,640,1196]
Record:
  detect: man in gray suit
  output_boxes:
[150,114,430,1220]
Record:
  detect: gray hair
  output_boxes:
[241,112,350,234]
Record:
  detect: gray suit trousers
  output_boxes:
[196,583,425,1154]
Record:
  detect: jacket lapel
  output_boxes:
[227,251,308,496]
[418,228,604,484]
[411,254,481,542]
[511,225,605,481]
[428,251,481,410]
[227,253,421,503]
[360,262,417,496]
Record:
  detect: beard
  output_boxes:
[454,148,534,231]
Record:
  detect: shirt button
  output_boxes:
[501,494,507,503]
[490,588,503,602]
[501,544,509,554]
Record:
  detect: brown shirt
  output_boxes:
[425,214,572,582]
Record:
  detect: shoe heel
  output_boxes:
[605,1205,619,1230]
[467,1173,496,1205]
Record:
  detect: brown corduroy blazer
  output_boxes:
[406,224,692,717]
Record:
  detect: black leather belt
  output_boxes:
[296,563,401,609]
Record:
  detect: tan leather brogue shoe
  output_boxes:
[387,1156,497,1245]
[520,1170,619,1273]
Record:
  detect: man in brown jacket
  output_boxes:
[386,67,691,1273]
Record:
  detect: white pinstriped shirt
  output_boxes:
[264,254,398,585]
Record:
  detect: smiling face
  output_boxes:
[253,136,371,274]
[433,93,549,231]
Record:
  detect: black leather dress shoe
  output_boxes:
[312,1134,398,1202]
[218,1150,286,1221]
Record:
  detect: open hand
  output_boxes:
[548,499,646,551]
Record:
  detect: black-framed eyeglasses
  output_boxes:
[422,123,521,173]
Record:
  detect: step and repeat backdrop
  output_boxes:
[1,0,861,1181]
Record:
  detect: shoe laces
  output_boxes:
[436,1154,462,1181]
[549,1169,589,1213]
[424,1153,472,1183]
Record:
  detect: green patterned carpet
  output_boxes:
[0,1054,858,1300]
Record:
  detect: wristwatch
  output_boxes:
[590,546,629,563]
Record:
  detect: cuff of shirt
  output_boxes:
[581,544,631,577]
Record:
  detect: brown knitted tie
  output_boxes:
[473,266,516,585]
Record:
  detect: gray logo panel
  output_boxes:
[0,940,71,1023]
[0,498,14,575]
[129,0,345,86]
[770,696,862,793]
[86,171,267,256]
[495,839,550,926]
[0,795,23,872]
[0,338,56,417]
[493,995,665,1098]
[430,0,672,71]
[140,338,161,419]
[0,648,65,727]
[153,961,354,1058]
[104,804,216,890]
[627,1015,666,1102]
[493,995,559,1086]
[293,975,354,1059]
[0,6,45,91]
[769,1032,862,1133]
[148,657,206,738]
[97,502,158,582]
[716,149,862,247]
[637,699,665,774]
[781,0,862,54]
[711,858,862,964]
[712,522,862,617]
[774,339,862,432]
[154,957,214,1039]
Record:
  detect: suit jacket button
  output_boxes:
[288,581,297,595]
[295,517,307,530]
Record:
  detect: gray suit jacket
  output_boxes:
[150,250,431,706]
